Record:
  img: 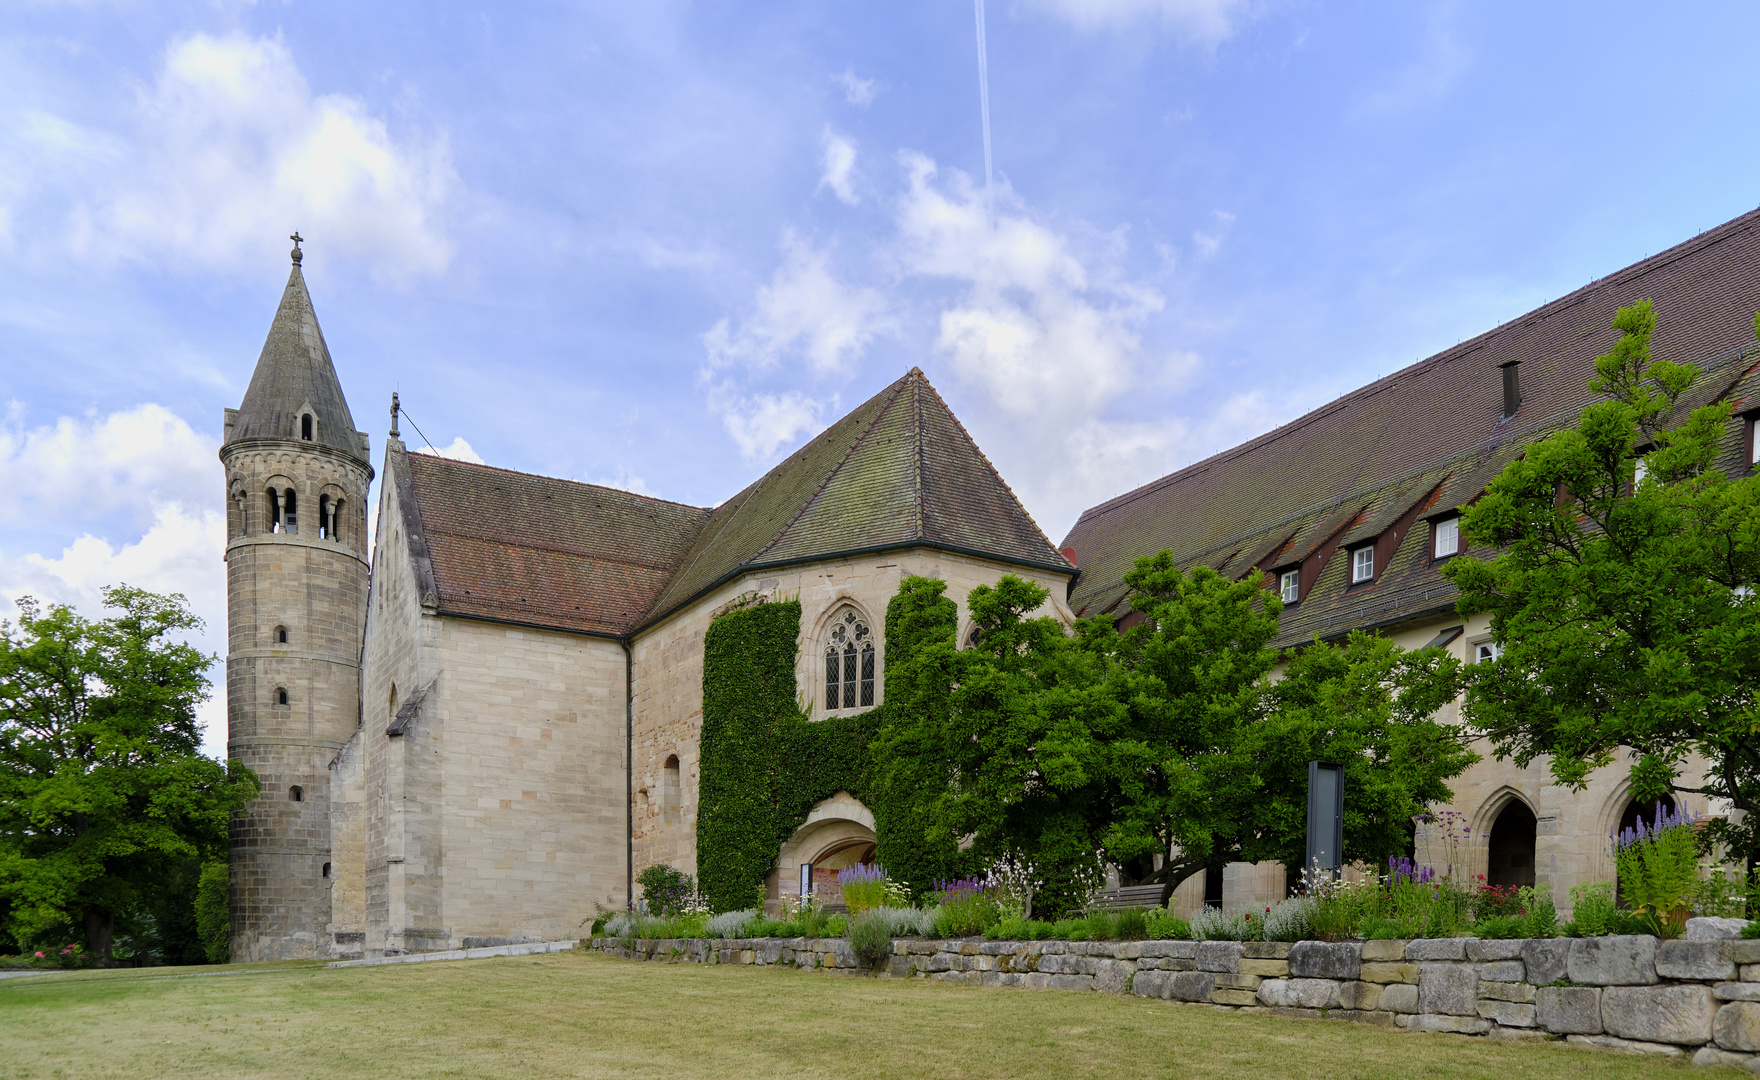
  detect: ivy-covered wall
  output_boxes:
[695,583,966,913]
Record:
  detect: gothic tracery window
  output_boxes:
[824,609,875,711]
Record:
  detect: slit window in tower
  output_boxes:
[276,687,288,706]
[330,499,342,543]
[322,862,331,879]
[289,785,302,802]
[283,489,297,534]
[318,495,331,540]
[269,488,282,533]
[301,414,313,440]
[275,625,288,644]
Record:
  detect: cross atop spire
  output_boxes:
[289,231,304,264]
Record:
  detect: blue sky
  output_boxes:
[3,0,1759,752]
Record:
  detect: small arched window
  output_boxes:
[275,625,288,644]
[328,498,343,543]
[662,755,681,811]
[824,609,875,710]
[322,862,331,879]
[289,785,303,802]
[300,413,314,440]
[318,495,331,540]
[276,687,289,706]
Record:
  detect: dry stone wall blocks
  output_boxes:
[587,932,1760,1067]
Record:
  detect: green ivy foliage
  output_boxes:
[696,599,874,912]
[695,587,968,913]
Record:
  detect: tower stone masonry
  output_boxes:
[221,241,373,961]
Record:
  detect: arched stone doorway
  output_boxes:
[771,791,877,914]
[1486,799,1537,889]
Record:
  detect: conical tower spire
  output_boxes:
[226,240,368,464]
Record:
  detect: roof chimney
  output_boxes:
[1499,360,1522,421]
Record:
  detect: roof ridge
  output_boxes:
[752,371,918,564]
[408,450,711,513]
[1071,206,1760,528]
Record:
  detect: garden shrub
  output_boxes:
[1260,896,1313,942]
[1517,885,1559,938]
[1189,908,1249,941]
[1144,910,1190,940]
[707,909,760,938]
[1613,803,1700,937]
[934,878,999,937]
[1570,881,1617,937]
[636,865,695,916]
[838,865,891,915]
[1474,914,1526,939]
[849,910,894,968]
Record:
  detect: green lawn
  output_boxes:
[0,951,1730,1079]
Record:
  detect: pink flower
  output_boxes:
[33,952,43,959]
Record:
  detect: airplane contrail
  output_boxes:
[974,0,993,194]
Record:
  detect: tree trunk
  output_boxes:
[83,906,114,965]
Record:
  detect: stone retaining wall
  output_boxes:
[588,933,1760,1066]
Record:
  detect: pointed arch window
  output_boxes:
[824,609,875,711]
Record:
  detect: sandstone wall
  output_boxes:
[627,547,1074,882]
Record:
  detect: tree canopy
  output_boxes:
[0,587,259,959]
[872,560,1474,916]
[1446,301,1760,856]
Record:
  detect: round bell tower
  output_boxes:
[220,238,372,961]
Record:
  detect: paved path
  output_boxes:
[326,939,578,968]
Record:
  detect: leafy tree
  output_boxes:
[195,859,229,963]
[874,574,1121,916]
[1445,301,1760,857]
[872,563,1472,915]
[1105,557,1470,902]
[0,587,259,960]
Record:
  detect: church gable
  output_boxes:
[640,368,1070,629]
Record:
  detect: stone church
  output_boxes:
[225,209,1760,961]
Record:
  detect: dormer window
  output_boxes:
[1351,545,1375,584]
[298,409,317,441]
[1432,516,1460,560]
[1279,568,1300,605]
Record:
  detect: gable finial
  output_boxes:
[289,231,304,265]
[390,392,400,439]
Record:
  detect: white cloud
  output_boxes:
[896,153,1160,424]
[0,403,228,756]
[414,436,485,464]
[709,387,829,463]
[1361,5,1470,116]
[0,401,215,526]
[1022,0,1248,43]
[5,32,453,281]
[819,127,859,206]
[589,470,660,498]
[1193,209,1235,258]
[837,69,879,107]
[702,230,889,378]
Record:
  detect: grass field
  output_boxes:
[0,951,1731,1079]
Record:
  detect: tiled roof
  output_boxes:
[228,258,369,465]
[395,368,1071,638]
[639,368,1071,628]
[402,450,709,637]
[1063,207,1760,647]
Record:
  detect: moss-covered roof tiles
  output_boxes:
[1063,207,1760,647]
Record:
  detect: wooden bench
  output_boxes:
[1087,884,1168,912]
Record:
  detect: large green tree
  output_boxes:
[1106,557,1471,903]
[1446,301,1760,856]
[0,587,259,960]
[873,561,1473,915]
